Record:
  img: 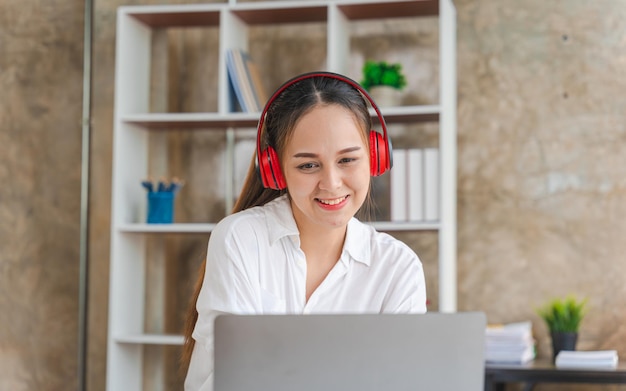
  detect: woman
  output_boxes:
[182,72,427,391]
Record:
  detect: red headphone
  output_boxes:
[256,71,393,190]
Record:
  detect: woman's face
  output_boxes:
[283,104,370,233]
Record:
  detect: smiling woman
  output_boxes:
[181,72,427,391]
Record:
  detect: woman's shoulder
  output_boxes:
[212,195,293,240]
[372,228,416,255]
[348,219,421,265]
[350,219,410,247]
[213,204,267,236]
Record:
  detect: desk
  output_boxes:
[485,359,626,391]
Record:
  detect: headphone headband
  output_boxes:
[256,71,392,190]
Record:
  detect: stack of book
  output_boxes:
[226,48,267,113]
[485,321,536,364]
[555,350,619,369]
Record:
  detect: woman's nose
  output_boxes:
[318,165,342,190]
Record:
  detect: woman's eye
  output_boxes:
[297,162,318,170]
[339,157,356,164]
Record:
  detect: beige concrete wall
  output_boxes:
[0,0,85,390]
[456,0,626,366]
[1,0,625,390]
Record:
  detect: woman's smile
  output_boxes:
[316,195,349,208]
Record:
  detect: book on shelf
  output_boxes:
[555,350,619,369]
[423,148,439,221]
[390,149,407,221]
[407,148,424,221]
[389,148,438,222]
[226,48,268,113]
[485,321,536,364]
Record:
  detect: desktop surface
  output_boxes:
[485,358,626,391]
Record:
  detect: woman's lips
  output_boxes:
[316,195,349,209]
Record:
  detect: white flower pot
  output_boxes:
[368,85,402,107]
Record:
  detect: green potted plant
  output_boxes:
[536,295,588,362]
[360,60,407,106]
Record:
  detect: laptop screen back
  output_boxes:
[214,312,486,391]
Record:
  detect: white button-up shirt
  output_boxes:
[185,195,427,391]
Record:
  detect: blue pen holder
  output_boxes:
[147,192,175,224]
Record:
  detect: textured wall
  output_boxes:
[0,0,84,390]
[1,0,625,390]
[456,0,626,376]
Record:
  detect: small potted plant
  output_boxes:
[536,295,587,362]
[360,60,407,106]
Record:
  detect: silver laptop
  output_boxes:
[214,312,486,391]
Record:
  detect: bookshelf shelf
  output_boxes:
[232,4,329,24]
[117,223,218,234]
[115,333,185,346]
[370,221,440,232]
[122,112,261,129]
[124,4,222,27]
[107,1,457,389]
[117,221,438,235]
[121,105,440,129]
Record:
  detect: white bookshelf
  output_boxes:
[107,0,456,389]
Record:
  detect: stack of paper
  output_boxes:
[555,350,619,369]
[485,321,536,364]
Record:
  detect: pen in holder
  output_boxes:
[143,177,184,224]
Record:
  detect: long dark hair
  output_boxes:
[180,74,374,374]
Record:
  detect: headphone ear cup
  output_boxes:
[369,130,391,176]
[258,146,287,190]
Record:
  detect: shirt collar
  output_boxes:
[264,195,300,244]
[343,218,372,266]
[264,195,372,266]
